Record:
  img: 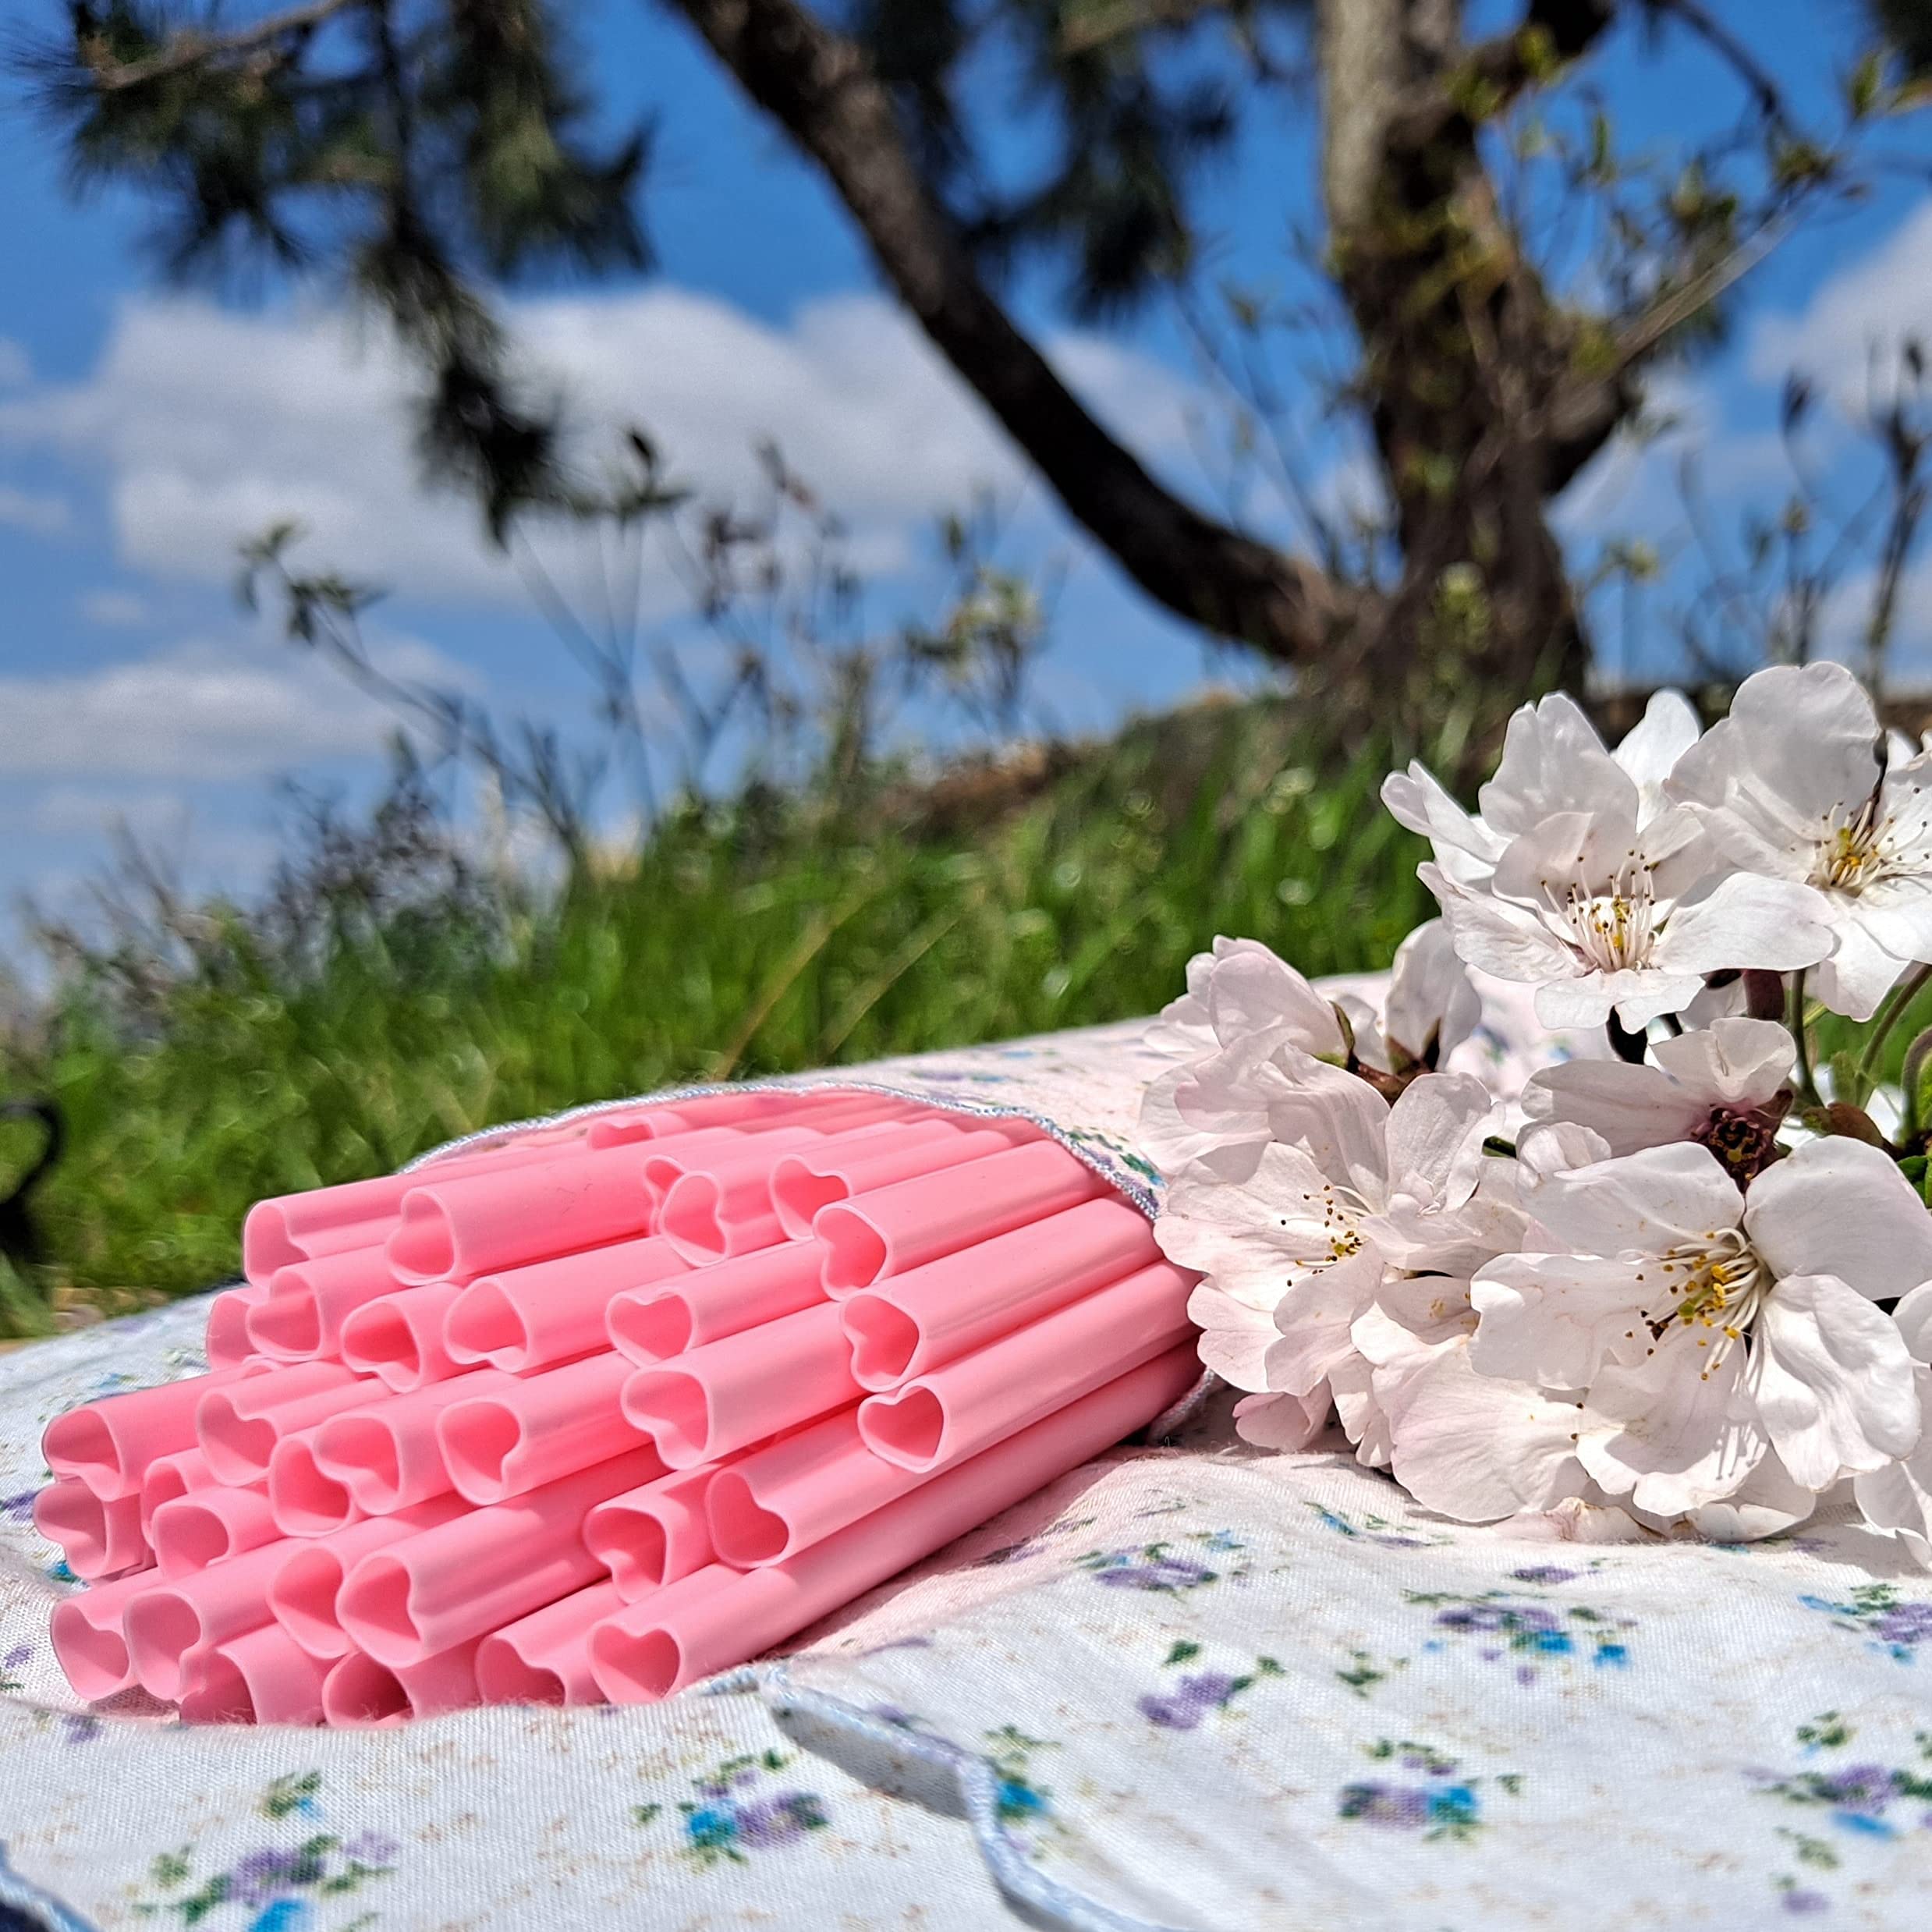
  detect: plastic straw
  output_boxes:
[268,1494,470,1659]
[607,1242,826,1364]
[583,1462,733,1598]
[268,1430,366,1537]
[620,1302,859,1468]
[197,1368,384,1485]
[43,1367,247,1501]
[151,1482,280,1577]
[140,1446,221,1535]
[445,1235,690,1374]
[474,1579,625,1706]
[49,1566,170,1701]
[335,1445,665,1665]
[815,1140,1104,1296]
[438,1352,661,1504]
[321,1637,484,1725]
[34,1480,148,1581]
[841,1196,1157,1389]
[311,1368,514,1513]
[204,1285,269,1370]
[123,1534,299,1698]
[386,1147,658,1285]
[857,1260,1195,1473]
[246,1248,399,1362]
[590,1344,1199,1701]
[179,1622,328,1726]
[338,1282,468,1392]
[769,1122,1013,1239]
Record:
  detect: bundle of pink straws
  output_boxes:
[39,1088,1198,1725]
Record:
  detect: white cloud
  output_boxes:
[75,589,149,627]
[0,487,70,536]
[1749,201,1932,400]
[0,338,28,387]
[2,288,1200,615]
[0,632,466,781]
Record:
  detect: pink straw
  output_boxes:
[445,1235,691,1374]
[583,1462,732,1598]
[49,1565,169,1701]
[204,1285,269,1369]
[438,1352,661,1504]
[640,1125,816,1207]
[858,1259,1196,1473]
[242,1137,570,1281]
[842,1196,1160,1389]
[43,1367,247,1500]
[268,1494,470,1658]
[268,1431,365,1537]
[816,1140,1104,1296]
[607,1242,826,1364]
[247,1248,399,1362]
[123,1533,300,1698]
[321,1637,484,1725]
[474,1579,625,1706]
[140,1446,221,1535]
[311,1368,514,1513]
[336,1445,665,1665]
[706,1407,935,1567]
[151,1482,280,1577]
[197,1367,383,1485]
[592,1343,1200,1701]
[386,1147,658,1285]
[338,1282,468,1391]
[620,1301,859,1468]
[769,1122,1014,1239]
[34,1480,148,1580]
[583,1104,702,1148]
[179,1622,328,1725]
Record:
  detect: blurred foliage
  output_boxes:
[0,696,1431,1317]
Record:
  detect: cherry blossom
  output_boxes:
[1338,919,1482,1076]
[1519,1016,1794,1175]
[1673,661,1932,1020]
[1469,1138,1932,1514]
[1853,1281,1932,1566]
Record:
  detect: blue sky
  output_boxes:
[1,0,1928,941]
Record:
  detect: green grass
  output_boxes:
[0,699,1434,1313]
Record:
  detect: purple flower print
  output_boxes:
[734,1792,828,1848]
[1781,1889,1830,1915]
[2,1643,32,1671]
[0,1491,37,1525]
[1091,1554,1214,1591]
[1509,1565,1578,1585]
[342,1831,399,1866]
[1874,1603,1932,1647]
[1139,1672,1243,1731]
[229,1849,303,1909]
[1338,1783,1432,1828]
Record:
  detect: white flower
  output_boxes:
[1470,1138,1932,1514]
[1139,939,1348,1180]
[1352,1276,1594,1523]
[1154,1072,1521,1448]
[1853,1280,1932,1566]
[1674,661,1932,1020]
[1338,919,1481,1075]
[1519,1016,1794,1166]
[1391,690,1832,1030]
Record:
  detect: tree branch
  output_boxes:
[78,0,360,94]
[661,0,1345,661]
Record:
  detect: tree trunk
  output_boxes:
[1317,0,1617,722]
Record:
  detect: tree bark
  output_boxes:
[664,0,1346,664]
[1317,0,1618,711]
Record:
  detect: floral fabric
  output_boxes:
[5,995,1927,1930]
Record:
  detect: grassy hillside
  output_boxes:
[0,698,1434,1324]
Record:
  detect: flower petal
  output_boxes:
[1746,1136,1932,1301]
[1654,871,1835,976]
[1232,1388,1333,1451]
[1613,689,1702,820]
[1747,1272,1921,1488]
[1577,1338,1767,1513]
[1528,1141,1742,1257]
[1469,1251,1652,1389]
